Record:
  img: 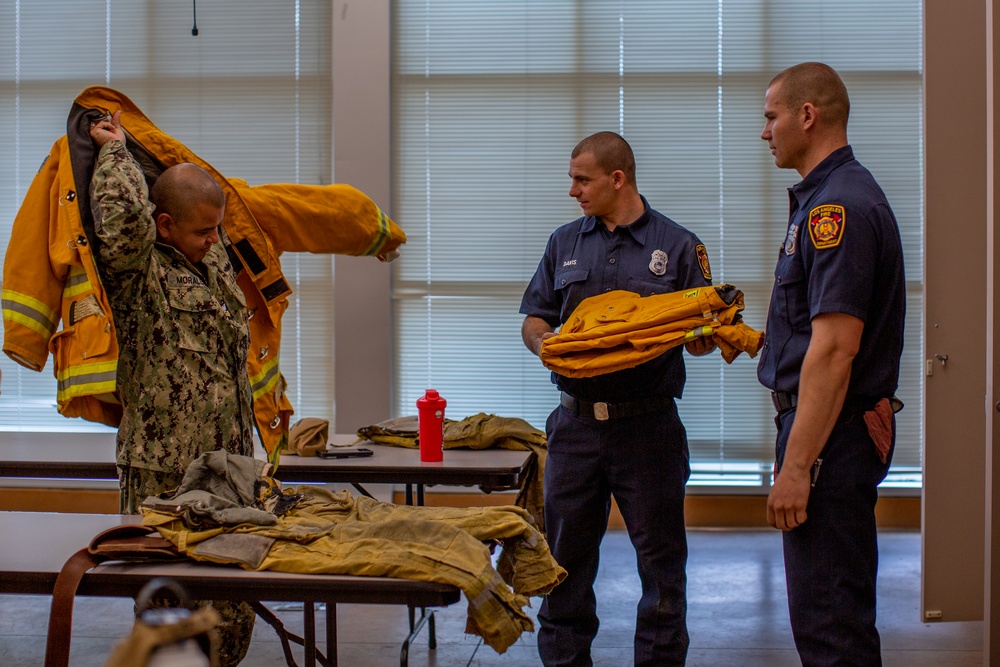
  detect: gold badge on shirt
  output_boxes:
[695,244,712,281]
[649,249,668,276]
[808,204,845,250]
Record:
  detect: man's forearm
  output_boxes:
[521,315,554,357]
[782,314,863,473]
[782,348,852,473]
[91,141,156,272]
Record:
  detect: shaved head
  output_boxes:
[768,62,850,129]
[149,163,225,223]
[571,131,637,185]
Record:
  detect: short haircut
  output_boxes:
[769,62,850,128]
[149,163,225,222]
[571,131,637,184]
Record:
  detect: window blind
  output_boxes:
[391,0,923,485]
[0,0,333,431]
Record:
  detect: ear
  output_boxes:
[611,169,627,190]
[801,102,818,131]
[154,212,173,238]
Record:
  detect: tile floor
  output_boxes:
[0,528,982,666]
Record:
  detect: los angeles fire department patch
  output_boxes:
[808,204,845,250]
[695,243,712,280]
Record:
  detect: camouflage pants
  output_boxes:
[120,465,256,667]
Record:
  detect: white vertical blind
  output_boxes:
[0,0,333,431]
[391,0,923,484]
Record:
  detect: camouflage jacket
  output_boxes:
[91,140,254,473]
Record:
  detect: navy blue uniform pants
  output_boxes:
[775,405,894,667]
[538,400,690,667]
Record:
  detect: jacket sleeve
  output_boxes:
[229,180,406,259]
[90,140,157,274]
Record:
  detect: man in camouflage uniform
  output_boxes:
[89,111,256,666]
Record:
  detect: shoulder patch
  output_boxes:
[695,243,712,281]
[808,204,845,250]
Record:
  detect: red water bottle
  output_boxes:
[416,389,446,462]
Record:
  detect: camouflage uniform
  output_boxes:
[91,140,256,666]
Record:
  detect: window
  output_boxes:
[0,0,333,431]
[391,0,923,487]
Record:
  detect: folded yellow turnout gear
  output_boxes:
[541,284,764,379]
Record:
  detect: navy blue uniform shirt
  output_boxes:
[757,146,905,398]
[520,196,712,402]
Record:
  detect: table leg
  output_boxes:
[403,482,435,652]
[304,601,316,666]
[401,606,436,667]
[350,483,374,498]
[326,602,338,667]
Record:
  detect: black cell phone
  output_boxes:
[316,447,374,459]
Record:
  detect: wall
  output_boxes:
[989,0,1000,659]
[331,0,395,434]
[923,0,989,624]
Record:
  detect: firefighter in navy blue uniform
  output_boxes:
[757,63,905,667]
[520,131,714,667]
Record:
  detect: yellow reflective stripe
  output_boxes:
[2,289,57,338]
[268,436,284,468]
[250,356,281,400]
[56,360,118,400]
[362,208,391,257]
[683,326,714,341]
[63,268,92,298]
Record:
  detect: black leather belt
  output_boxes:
[771,391,886,414]
[560,392,674,421]
[771,391,797,413]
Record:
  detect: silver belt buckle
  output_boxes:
[593,401,609,421]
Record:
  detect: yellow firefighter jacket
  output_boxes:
[540,284,764,379]
[1,86,406,462]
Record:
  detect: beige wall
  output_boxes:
[923,0,989,625]
[989,0,1000,659]
[331,0,394,434]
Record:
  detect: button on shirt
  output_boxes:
[756,146,905,398]
[520,196,711,402]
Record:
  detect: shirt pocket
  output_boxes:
[625,276,675,297]
[554,268,590,321]
[166,285,218,353]
[219,267,247,310]
[774,254,810,330]
[554,268,589,291]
